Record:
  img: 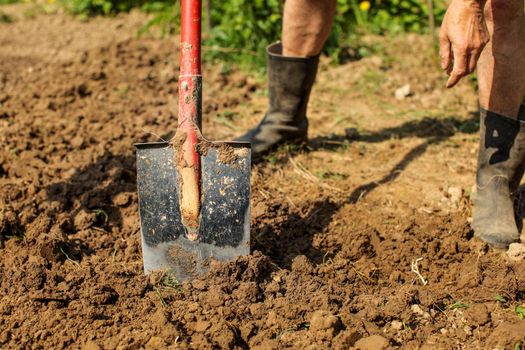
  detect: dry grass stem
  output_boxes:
[411,257,428,285]
[287,153,342,192]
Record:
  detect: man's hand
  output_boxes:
[439,0,490,88]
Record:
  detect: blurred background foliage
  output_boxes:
[2,0,448,69]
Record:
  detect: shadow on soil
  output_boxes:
[308,113,479,151]
[45,113,483,268]
[46,153,136,232]
[256,112,480,267]
[252,199,340,267]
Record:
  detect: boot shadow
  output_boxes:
[255,111,480,267]
[308,113,478,153]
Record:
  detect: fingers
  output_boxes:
[468,48,482,73]
[446,49,468,88]
[439,34,451,71]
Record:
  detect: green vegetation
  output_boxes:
[59,0,152,16]
[515,305,525,320]
[161,270,181,289]
[15,0,449,69]
[203,0,281,68]
[92,208,109,225]
[0,0,17,22]
[495,293,507,303]
[0,10,13,22]
[448,300,469,310]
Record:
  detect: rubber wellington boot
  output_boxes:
[472,107,525,248]
[236,42,319,159]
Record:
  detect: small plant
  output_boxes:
[448,301,469,310]
[92,209,109,224]
[495,294,507,303]
[161,270,180,289]
[153,286,168,307]
[284,143,303,155]
[515,305,525,320]
[152,270,180,307]
[276,322,310,339]
[317,169,349,180]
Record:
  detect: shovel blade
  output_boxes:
[135,141,250,280]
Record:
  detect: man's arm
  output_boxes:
[439,0,490,88]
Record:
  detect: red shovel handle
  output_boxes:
[177,0,202,236]
[179,0,202,131]
[180,0,201,77]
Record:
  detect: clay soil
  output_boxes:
[1,5,525,350]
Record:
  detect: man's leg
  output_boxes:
[472,0,525,247]
[237,0,336,159]
[477,0,525,117]
[282,0,336,57]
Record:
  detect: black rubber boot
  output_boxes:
[236,42,319,160]
[472,106,525,248]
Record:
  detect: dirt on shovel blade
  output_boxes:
[135,139,250,277]
[2,6,525,350]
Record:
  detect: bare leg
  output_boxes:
[282,0,337,57]
[472,0,525,248]
[477,0,525,117]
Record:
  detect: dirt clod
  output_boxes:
[463,304,490,326]
[310,310,341,340]
[506,243,525,260]
[73,210,97,231]
[194,320,211,333]
[113,192,132,207]
[390,320,403,331]
[83,340,102,350]
[355,334,389,350]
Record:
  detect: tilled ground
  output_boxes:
[1,6,525,350]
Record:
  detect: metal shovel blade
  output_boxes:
[135,140,250,280]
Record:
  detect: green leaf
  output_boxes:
[515,305,525,320]
[495,294,506,303]
[92,209,109,224]
[449,301,469,310]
